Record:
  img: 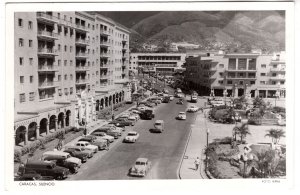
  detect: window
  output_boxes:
[219,64,224,68]
[29,40,33,47]
[29,58,33,65]
[70,87,73,95]
[64,45,67,52]
[20,76,24,84]
[19,57,23,65]
[70,46,72,52]
[64,15,67,21]
[19,38,24,47]
[219,72,223,77]
[18,18,23,27]
[70,17,72,23]
[30,76,33,83]
[250,81,255,85]
[29,92,35,101]
[272,73,277,77]
[58,25,62,34]
[19,93,25,103]
[28,21,32,29]
[64,60,67,66]
[239,81,244,85]
[70,74,73,80]
[64,27,68,36]
[261,64,266,68]
[260,81,266,85]
[57,13,60,19]
[218,80,223,84]
[227,80,232,85]
[64,88,68,95]
[260,73,266,76]
[70,60,73,66]
[228,58,236,70]
[64,74,67,80]
[58,75,61,81]
[58,60,61,66]
[92,25,94,30]
[58,44,61,51]
[58,88,62,96]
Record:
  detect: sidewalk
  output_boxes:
[178,97,209,179]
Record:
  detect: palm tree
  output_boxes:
[265,129,285,145]
[235,123,251,143]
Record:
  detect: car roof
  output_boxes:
[128,131,137,134]
[155,120,164,123]
[77,141,89,144]
[43,151,68,156]
[136,158,148,162]
[179,112,185,114]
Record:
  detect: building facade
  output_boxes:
[185,52,286,98]
[14,11,130,146]
[129,53,186,76]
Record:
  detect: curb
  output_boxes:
[177,116,195,179]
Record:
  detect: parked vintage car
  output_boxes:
[75,141,98,153]
[129,158,151,177]
[110,117,134,127]
[78,135,109,150]
[152,120,164,133]
[91,132,114,143]
[15,173,54,181]
[177,98,184,105]
[64,146,94,158]
[123,131,139,143]
[17,161,69,180]
[63,148,89,162]
[176,112,187,120]
[103,123,124,133]
[92,127,119,139]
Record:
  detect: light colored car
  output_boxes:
[75,141,98,153]
[169,95,174,101]
[129,158,151,177]
[187,105,199,112]
[104,123,125,132]
[137,106,148,112]
[130,113,140,121]
[91,132,115,143]
[123,131,140,143]
[131,110,142,115]
[177,112,187,120]
[64,146,94,158]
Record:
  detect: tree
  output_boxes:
[235,123,251,143]
[265,129,285,145]
[255,149,280,178]
[253,96,266,108]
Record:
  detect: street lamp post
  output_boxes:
[206,127,210,170]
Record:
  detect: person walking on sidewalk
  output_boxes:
[194,157,200,171]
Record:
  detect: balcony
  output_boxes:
[100,41,110,48]
[100,53,110,58]
[75,52,88,59]
[226,69,257,72]
[75,66,89,72]
[75,79,89,85]
[37,30,58,40]
[122,40,127,44]
[270,67,285,72]
[38,48,57,57]
[38,81,57,89]
[75,38,89,46]
[36,12,57,24]
[38,65,58,73]
[269,75,285,81]
[100,74,109,80]
[100,64,109,69]
[100,29,110,37]
[122,48,127,52]
[74,23,88,32]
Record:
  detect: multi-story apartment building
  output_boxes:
[14,11,130,146]
[185,52,286,98]
[129,53,186,76]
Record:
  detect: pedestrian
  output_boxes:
[194,157,200,171]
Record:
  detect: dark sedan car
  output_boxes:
[63,148,89,163]
[110,118,134,127]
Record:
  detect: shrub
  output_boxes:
[14,149,22,162]
[248,117,262,125]
[272,106,286,113]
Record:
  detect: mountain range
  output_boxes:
[100,11,285,52]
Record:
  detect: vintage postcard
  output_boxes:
[4,0,296,194]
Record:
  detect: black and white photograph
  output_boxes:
[3,0,298,194]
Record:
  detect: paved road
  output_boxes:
[67,97,197,180]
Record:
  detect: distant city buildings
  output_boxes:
[129,53,186,76]
[170,42,200,51]
[184,51,286,98]
[14,11,130,146]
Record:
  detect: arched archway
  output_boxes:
[39,118,48,136]
[96,100,100,111]
[28,122,37,141]
[105,97,108,107]
[15,126,26,145]
[49,115,56,131]
[109,96,112,106]
[113,94,116,104]
[65,110,71,127]
[58,112,64,129]
[100,98,104,109]
[119,92,122,102]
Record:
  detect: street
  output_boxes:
[67,97,197,180]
